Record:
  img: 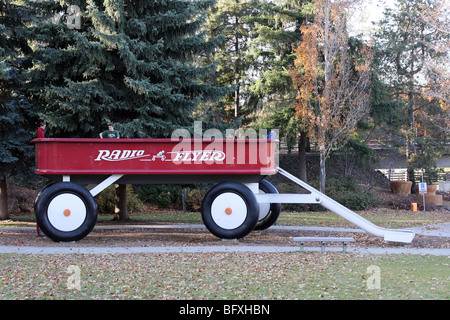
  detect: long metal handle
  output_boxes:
[276,166,415,243]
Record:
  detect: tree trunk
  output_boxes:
[319,152,326,194]
[0,175,9,220]
[209,67,222,123]
[235,81,240,118]
[114,184,128,221]
[234,13,240,118]
[298,131,308,182]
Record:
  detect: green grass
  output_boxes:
[126,211,202,224]
[0,252,448,300]
[276,209,450,229]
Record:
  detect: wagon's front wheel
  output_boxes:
[35,182,97,242]
[201,182,259,239]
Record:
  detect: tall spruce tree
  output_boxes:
[0,0,33,219]
[199,0,310,180]
[245,0,309,181]
[199,0,308,122]
[374,0,448,188]
[26,0,226,138]
[198,0,254,122]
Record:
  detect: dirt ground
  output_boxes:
[1,221,448,250]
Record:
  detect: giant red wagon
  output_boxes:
[32,138,415,243]
[32,138,281,241]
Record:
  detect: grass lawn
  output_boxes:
[276,208,450,229]
[0,252,448,300]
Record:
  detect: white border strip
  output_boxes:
[0,245,449,255]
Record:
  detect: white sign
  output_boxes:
[418,182,427,195]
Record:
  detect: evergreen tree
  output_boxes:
[243,0,307,121]
[26,0,226,138]
[375,0,444,131]
[374,0,448,188]
[198,0,254,122]
[198,0,308,126]
[199,0,310,180]
[0,0,33,219]
[245,0,309,181]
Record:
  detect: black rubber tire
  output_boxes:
[254,180,282,231]
[35,182,97,242]
[34,182,56,213]
[201,181,259,239]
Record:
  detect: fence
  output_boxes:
[279,138,392,154]
[377,168,449,182]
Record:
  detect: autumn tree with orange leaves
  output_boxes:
[290,0,373,193]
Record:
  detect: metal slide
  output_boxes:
[257,167,415,243]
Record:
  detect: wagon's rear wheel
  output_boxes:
[254,180,281,231]
[201,181,259,239]
[35,182,97,242]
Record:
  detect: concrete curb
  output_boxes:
[0,245,449,255]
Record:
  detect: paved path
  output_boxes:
[410,222,450,238]
[1,222,449,255]
[0,244,449,255]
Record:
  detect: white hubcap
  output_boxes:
[47,193,87,232]
[211,192,248,230]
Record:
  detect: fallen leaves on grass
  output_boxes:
[1,252,449,300]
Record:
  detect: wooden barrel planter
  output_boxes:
[390,181,412,196]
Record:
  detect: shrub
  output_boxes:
[136,184,183,209]
[7,183,37,215]
[95,185,143,214]
[276,182,320,212]
[186,188,205,212]
[334,190,375,211]
[310,176,376,211]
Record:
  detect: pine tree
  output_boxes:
[199,0,308,124]
[0,0,33,219]
[26,0,226,138]
[245,0,309,180]
[199,0,310,179]
[375,0,443,133]
[374,0,448,188]
[197,0,255,122]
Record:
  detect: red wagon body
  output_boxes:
[33,138,277,184]
[32,138,280,242]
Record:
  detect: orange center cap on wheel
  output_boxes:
[63,209,71,217]
[225,207,232,215]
